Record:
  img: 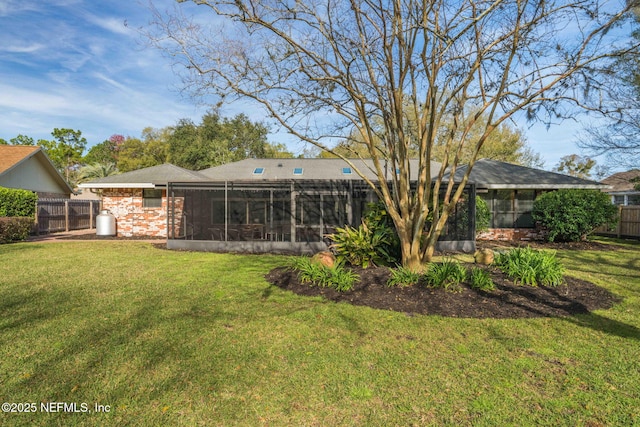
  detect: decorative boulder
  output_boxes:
[474,248,494,265]
[311,251,336,268]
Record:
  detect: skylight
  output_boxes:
[342,167,352,174]
[253,167,265,175]
[293,167,303,175]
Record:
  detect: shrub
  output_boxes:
[424,258,467,292]
[0,217,34,243]
[532,189,618,242]
[361,201,402,262]
[0,186,37,217]
[475,196,491,233]
[329,222,394,268]
[387,266,421,287]
[469,267,495,292]
[494,247,564,287]
[289,257,359,292]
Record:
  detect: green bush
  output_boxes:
[0,186,37,217]
[289,257,359,292]
[532,189,618,242]
[0,217,34,243]
[494,247,564,287]
[469,267,495,291]
[386,266,421,287]
[361,201,402,262]
[424,258,467,292]
[475,196,491,233]
[329,221,394,268]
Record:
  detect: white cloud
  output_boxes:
[0,43,45,53]
[84,13,132,36]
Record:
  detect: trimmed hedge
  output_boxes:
[0,217,34,243]
[0,186,37,217]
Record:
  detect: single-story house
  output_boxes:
[448,159,606,241]
[76,163,208,237]
[601,169,640,206]
[0,145,74,198]
[79,158,607,253]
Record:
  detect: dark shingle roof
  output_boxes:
[448,159,606,189]
[198,158,441,181]
[78,164,208,188]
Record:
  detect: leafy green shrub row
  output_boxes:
[494,247,564,286]
[532,189,618,242]
[290,257,359,292]
[0,186,37,217]
[0,217,34,243]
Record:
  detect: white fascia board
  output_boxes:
[480,184,609,190]
[77,183,156,189]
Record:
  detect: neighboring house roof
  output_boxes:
[601,169,640,194]
[198,158,442,181]
[448,159,607,190]
[78,163,208,189]
[0,145,74,196]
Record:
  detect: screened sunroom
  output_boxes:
[166,180,476,254]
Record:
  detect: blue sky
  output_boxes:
[0,0,598,170]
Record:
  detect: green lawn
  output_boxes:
[0,239,638,426]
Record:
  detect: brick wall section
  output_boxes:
[477,227,548,242]
[102,189,168,237]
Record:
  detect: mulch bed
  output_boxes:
[265,263,622,319]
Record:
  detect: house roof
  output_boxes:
[78,163,208,189]
[0,145,74,195]
[0,145,40,174]
[77,157,608,191]
[447,159,607,190]
[601,169,640,193]
[198,158,442,181]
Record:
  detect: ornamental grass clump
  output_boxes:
[289,257,359,292]
[495,247,564,287]
[386,266,421,288]
[424,258,467,292]
[469,267,495,292]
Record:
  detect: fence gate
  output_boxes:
[36,199,100,234]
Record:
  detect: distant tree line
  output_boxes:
[0,112,293,187]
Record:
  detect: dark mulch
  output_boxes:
[265,265,621,319]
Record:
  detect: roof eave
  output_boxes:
[478,184,609,190]
[77,183,158,189]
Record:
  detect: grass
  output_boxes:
[0,239,639,426]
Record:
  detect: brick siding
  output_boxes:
[102,189,171,237]
[477,227,548,242]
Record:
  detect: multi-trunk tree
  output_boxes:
[149,0,639,269]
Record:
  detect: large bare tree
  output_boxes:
[148,0,638,269]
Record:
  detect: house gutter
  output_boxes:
[77,183,157,189]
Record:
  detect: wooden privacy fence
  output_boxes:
[36,199,101,234]
[596,205,640,239]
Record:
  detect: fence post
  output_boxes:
[89,200,94,230]
[65,200,69,232]
[35,200,40,235]
[617,205,623,239]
